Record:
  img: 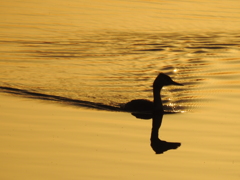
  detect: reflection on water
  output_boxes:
[1,1,240,179]
[150,109,181,154]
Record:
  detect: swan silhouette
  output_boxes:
[123,73,183,117]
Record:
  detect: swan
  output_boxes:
[123,73,183,114]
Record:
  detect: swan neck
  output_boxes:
[153,85,163,110]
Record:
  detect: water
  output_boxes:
[1,1,240,179]
[1,0,240,113]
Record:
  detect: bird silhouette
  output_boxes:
[123,73,183,119]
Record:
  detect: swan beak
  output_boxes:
[172,80,184,86]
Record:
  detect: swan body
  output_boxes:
[123,73,183,113]
[124,99,153,112]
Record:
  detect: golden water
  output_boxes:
[0,0,240,179]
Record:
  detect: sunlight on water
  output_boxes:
[1,0,240,180]
[1,31,240,112]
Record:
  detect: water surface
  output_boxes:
[1,1,240,112]
[1,31,240,112]
[1,0,240,179]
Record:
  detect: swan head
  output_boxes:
[153,73,183,88]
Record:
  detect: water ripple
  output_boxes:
[1,31,240,113]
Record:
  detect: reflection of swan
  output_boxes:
[150,109,181,154]
[123,73,183,114]
[151,138,181,154]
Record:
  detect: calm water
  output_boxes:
[1,0,240,113]
[1,1,240,179]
